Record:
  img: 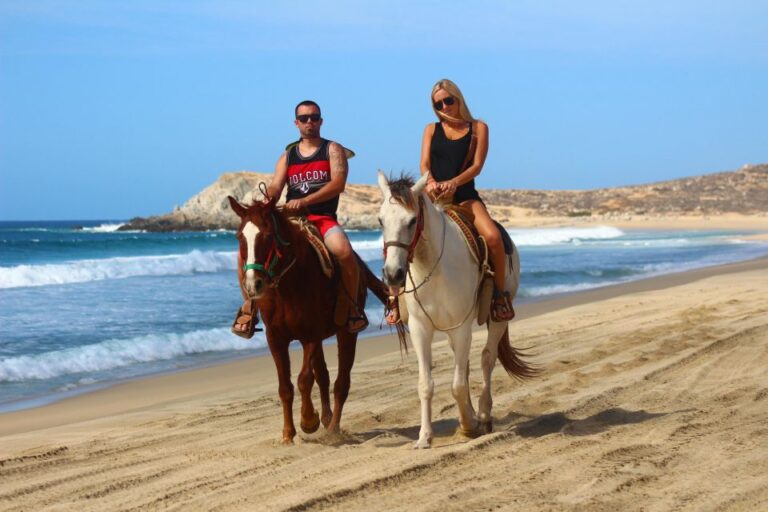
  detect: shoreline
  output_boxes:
[11,213,768,232]
[2,254,766,439]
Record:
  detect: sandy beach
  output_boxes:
[2,255,768,511]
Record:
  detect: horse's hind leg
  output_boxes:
[312,345,332,428]
[327,331,358,434]
[297,339,321,434]
[479,320,506,434]
[448,323,478,436]
[268,336,296,444]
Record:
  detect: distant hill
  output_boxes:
[120,163,768,231]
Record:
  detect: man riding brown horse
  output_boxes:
[232,100,368,337]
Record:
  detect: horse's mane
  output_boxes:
[388,174,418,211]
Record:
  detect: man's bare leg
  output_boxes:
[325,230,367,333]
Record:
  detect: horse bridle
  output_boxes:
[382,195,448,296]
[383,195,426,263]
[242,213,296,288]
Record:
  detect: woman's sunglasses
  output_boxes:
[296,113,321,123]
[433,96,455,111]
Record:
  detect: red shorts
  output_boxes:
[307,214,342,238]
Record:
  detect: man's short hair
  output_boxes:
[295,100,321,118]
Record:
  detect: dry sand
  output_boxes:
[1,258,768,511]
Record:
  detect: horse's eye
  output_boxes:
[408,217,417,228]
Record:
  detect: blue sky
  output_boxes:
[1,1,766,220]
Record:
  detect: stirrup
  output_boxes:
[491,289,515,322]
[384,296,401,325]
[231,299,263,339]
[347,309,369,334]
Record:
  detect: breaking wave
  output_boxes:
[0,327,262,382]
[0,250,237,289]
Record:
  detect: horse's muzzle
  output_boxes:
[244,275,266,298]
[382,266,406,288]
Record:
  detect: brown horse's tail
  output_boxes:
[497,326,539,380]
[356,254,388,305]
[356,253,408,353]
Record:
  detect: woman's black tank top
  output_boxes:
[430,122,481,203]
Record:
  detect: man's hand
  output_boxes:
[285,198,306,210]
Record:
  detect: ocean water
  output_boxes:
[1,220,767,412]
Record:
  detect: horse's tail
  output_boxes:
[356,254,388,305]
[356,253,408,354]
[497,326,539,380]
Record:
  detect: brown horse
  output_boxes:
[228,195,389,444]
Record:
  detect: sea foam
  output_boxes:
[0,327,263,382]
[0,250,237,289]
[81,223,126,233]
[507,226,624,246]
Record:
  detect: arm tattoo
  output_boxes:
[329,143,348,179]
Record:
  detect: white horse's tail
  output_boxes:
[497,327,539,380]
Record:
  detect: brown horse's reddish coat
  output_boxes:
[229,196,388,443]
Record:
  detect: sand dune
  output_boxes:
[1,259,767,511]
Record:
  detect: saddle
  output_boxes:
[443,204,514,325]
[287,216,335,279]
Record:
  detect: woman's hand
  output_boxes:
[437,179,457,197]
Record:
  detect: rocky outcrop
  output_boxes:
[122,172,272,232]
[482,163,768,217]
[121,164,768,231]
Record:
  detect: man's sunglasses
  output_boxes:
[433,96,455,111]
[296,114,321,123]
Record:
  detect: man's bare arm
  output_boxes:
[265,153,288,201]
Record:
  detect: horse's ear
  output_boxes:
[377,170,390,197]
[411,173,429,196]
[228,196,248,218]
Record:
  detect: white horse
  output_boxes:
[377,172,535,449]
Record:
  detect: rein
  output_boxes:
[384,194,483,331]
[385,195,447,296]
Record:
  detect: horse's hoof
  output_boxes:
[413,436,432,449]
[481,421,493,434]
[280,436,294,446]
[301,412,321,434]
[459,421,481,439]
[321,411,332,429]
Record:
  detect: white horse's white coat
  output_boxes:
[378,172,520,448]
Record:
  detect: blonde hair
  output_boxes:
[431,79,476,123]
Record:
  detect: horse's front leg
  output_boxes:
[311,345,332,429]
[448,322,479,436]
[297,339,321,434]
[410,319,435,449]
[478,320,506,433]
[268,336,296,444]
[327,330,358,434]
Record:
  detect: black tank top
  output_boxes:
[430,123,481,203]
[285,139,338,217]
